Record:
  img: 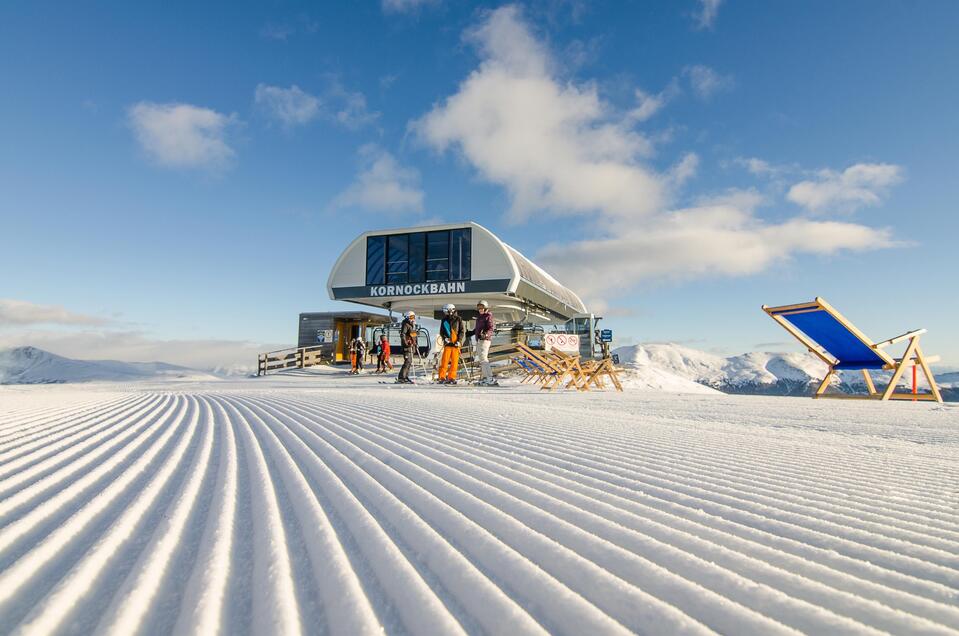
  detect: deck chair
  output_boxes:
[512,356,546,384]
[762,297,943,402]
[578,357,625,392]
[545,349,590,391]
[512,347,553,386]
[517,344,585,391]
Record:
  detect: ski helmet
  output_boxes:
[476,300,489,308]
[443,303,455,313]
[406,310,415,318]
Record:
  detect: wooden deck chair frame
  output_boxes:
[551,349,627,392]
[514,345,557,388]
[517,344,585,391]
[536,348,584,391]
[515,356,552,386]
[511,356,540,383]
[762,297,943,403]
[547,349,592,391]
[578,357,625,392]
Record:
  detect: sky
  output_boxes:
[1,0,957,371]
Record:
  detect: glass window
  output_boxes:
[426,231,449,281]
[387,234,409,284]
[366,236,385,285]
[408,232,425,283]
[450,228,471,280]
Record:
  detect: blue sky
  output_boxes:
[1,0,957,370]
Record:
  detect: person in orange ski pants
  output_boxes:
[437,303,464,384]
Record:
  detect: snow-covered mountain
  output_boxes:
[614,343,957,400]
[0,346,218,384]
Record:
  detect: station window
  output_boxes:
[366,236,386,285]
[450,228,471,280]
[387,234,409,284]
[426,231,450,281]
[365,228,471,285]
[408,232,425,283]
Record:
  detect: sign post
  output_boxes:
[594,329,613,359]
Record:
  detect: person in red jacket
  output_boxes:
[376,334,392,373]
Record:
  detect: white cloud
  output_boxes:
[787,163,903,214]
[0,329,283,373]
[254,84,321,127]
[684,65,733,99]
[412,6,896,303]
[128,102,236,170]
[382,0,440,14]
[669,152,700,186]
[736,157,777,176]
[259,15,319,41]
[326,82,379,129]
[628,80,680,122]
[259,23,295,41]
[414,5,665,223]
[255,80,379,130]
[0,299,108,327]
[333,145,424,213]
[693,0,723,30]
[539,190,895,300]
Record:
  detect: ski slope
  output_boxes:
[0,373,957,635]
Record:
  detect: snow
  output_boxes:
[0,346,219,384]
[616,365,722,395]
[614,342,951,395]
[0,370,957,634]
[614,343,826,388]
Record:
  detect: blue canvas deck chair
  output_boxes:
[762,297,943,402]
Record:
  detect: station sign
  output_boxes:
[544,333,580,353]
[331,278,511,301]
[369,281,467,297]
[600,329,613,343]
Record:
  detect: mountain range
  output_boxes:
[0,346,218,384]
[614,343,957,401]
[2,344,955,402]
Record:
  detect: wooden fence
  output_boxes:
[257,345,326,376]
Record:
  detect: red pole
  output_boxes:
[912,365,918,400]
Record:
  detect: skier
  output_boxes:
[473,300,498,386]
[396,311,417,384]
[349,337,366,374]
[437,304,464,384]
[376,334,392,373]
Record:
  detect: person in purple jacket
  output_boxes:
[473,300,497,386]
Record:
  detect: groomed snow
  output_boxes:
[1,371,957,635]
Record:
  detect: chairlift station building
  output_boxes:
[326,221,588,324]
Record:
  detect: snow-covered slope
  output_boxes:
[0,376,956,634]
[617,364,722,394]
[615,343,824,395]
[0,346,217,384]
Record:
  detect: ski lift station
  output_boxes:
[261,222,601,373]
[327,221,588,324]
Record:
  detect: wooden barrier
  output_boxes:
[257,345,326,376]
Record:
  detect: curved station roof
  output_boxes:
[326,222,587,323]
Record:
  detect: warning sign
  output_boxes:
[544,333,579,353]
